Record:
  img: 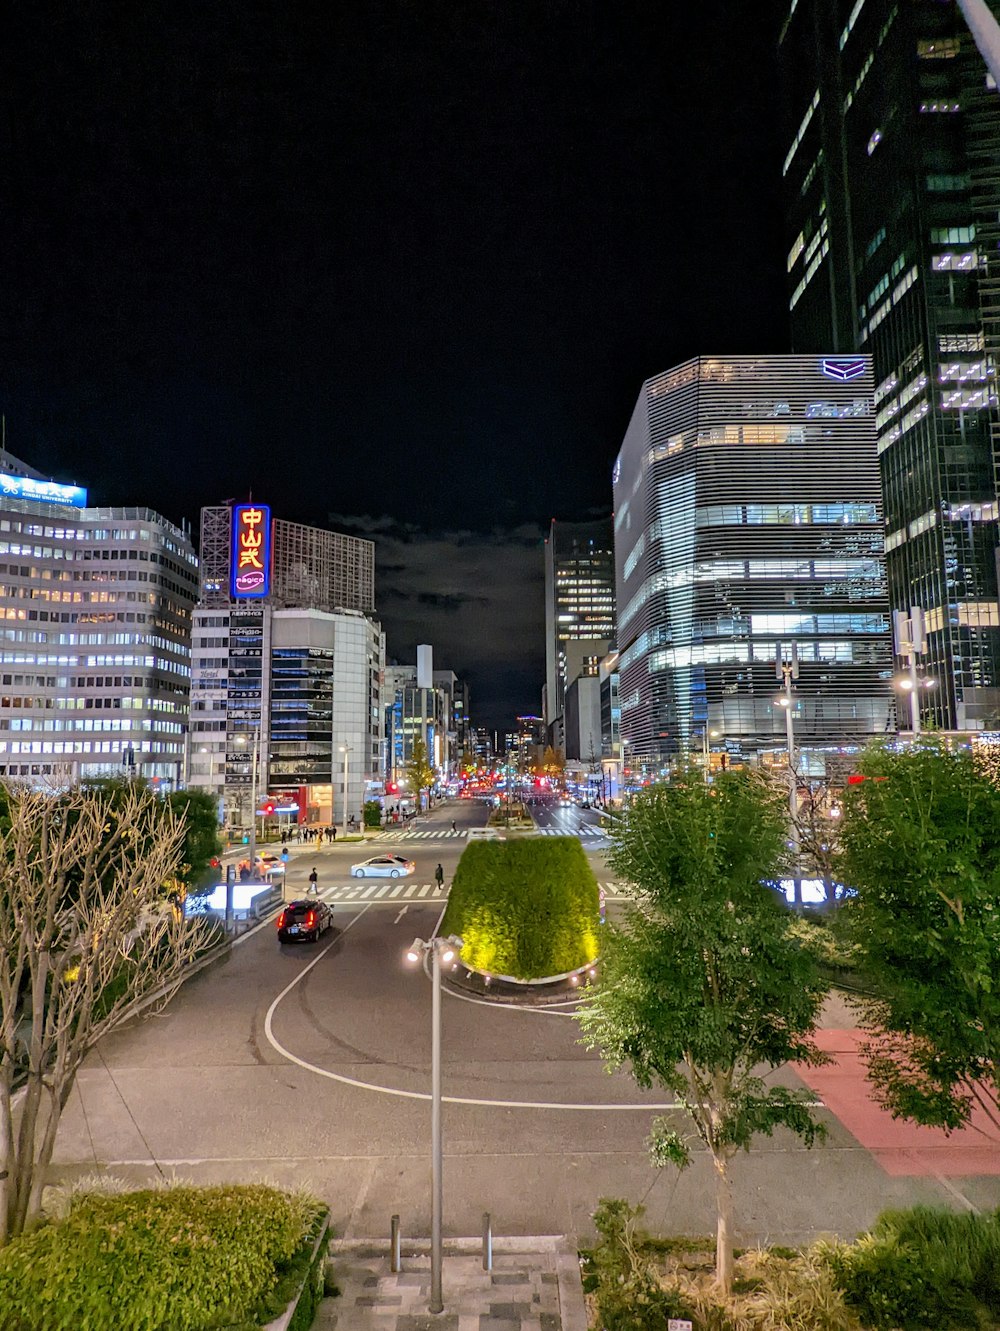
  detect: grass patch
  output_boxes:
[440,836,600,979]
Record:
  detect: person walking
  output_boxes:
[451,820,456,833]
[434,863,445,891]
[307,867,318,896]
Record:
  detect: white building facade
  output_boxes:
[0,456,197,786]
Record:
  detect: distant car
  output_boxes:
[559,797,573,807]
[351,855,416,878]
[257,853,285,876]
[276,899,333,943]
[466,827,505,841]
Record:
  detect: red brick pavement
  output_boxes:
[794,1029,1000,1178]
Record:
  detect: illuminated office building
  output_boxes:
[613,355,894,770]
[188,504,382,828]
[778,0,1000,729]
[0,454,197,785]
[543,518,615,747]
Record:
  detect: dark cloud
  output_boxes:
[338,516,546,730]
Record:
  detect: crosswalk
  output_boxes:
[370,826,608,843]
[317,879,627,905]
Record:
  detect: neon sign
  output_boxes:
[231,504,271,598]
[821,357,866,382]
[0,472,87,507]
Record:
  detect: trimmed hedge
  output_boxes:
[0,1184,325,1331]
[440,835,600,979]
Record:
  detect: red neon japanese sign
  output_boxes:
[231,504,271,598]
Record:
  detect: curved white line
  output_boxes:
[262,904,680,1111]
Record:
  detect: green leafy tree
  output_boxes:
[837,738,1000,1132]
[166,788,223,886]
[577,769,829,1292]
[406,736,435,808]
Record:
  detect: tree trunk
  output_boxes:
[712,1150,734,1293]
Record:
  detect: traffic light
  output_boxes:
[262,800,275,816]
[241,835,249,845]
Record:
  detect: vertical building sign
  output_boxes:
[231,504,271,598]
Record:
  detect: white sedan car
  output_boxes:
[350,854,416,878]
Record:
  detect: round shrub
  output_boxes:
[440,836,600,979]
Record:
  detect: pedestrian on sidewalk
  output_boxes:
[308,867,318,895]
[435,863,445,889]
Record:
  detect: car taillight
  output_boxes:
[306,911,315,928]
[277,911,286,929]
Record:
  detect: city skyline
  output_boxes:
[4,5,790,726]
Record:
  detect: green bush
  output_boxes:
[0,1183,324,1331]
[440,836,600,979]
[581,1198,696,1331]
[821,1205,1000,1329]
[363,800,382,828]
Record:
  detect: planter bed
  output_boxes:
[0,1183,330,1331]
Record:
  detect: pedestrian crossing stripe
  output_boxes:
[316,880,628,904]
[370,827,608,842]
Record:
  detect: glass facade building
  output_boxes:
[0,456,196,785]
[542,519,616,740]
[778,0,1000,729]
[613,355,893,769]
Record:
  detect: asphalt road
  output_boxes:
[49,809,987,1247]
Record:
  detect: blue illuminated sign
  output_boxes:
[0,472,87,507]
[821,358,866,382]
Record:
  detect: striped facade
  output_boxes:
[613,355,894,769]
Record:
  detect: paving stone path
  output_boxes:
[316,1243,588,1331]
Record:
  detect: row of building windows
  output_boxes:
[693,502,878,527]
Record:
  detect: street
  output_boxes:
[47,814,996,1248]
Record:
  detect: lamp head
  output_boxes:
[405,937,425,964]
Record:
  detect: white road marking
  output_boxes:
[418,883,432,898]
[262,900,716,1111]
[389,884,405,898]
[394,904,409,924]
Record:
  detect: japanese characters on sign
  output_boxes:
[230,504,271,598]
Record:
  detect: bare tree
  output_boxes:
[0,782,206,1242]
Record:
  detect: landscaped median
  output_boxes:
[440,835,601,983]
[0,1182,330,1331]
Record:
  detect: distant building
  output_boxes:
[613,355,894,772]
[0,453,197,786]
[777,0,1000,730]
[543,518,615,748]
[563,675,602,763]
[382,651,471,792]
[188,504,382,830]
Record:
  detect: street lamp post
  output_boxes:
[775,644,800,865]
[249,725,261,876]
[405,933,464,1315]
[702,727,721,783]
[339,744,352,839]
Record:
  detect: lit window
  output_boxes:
[917,37,960,59]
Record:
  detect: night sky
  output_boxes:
[4,3,790,730]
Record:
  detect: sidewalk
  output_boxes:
[317,1238,588,1331]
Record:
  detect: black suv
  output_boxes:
[276,899,333,943]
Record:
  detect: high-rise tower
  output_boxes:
[778,0,1000,730]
